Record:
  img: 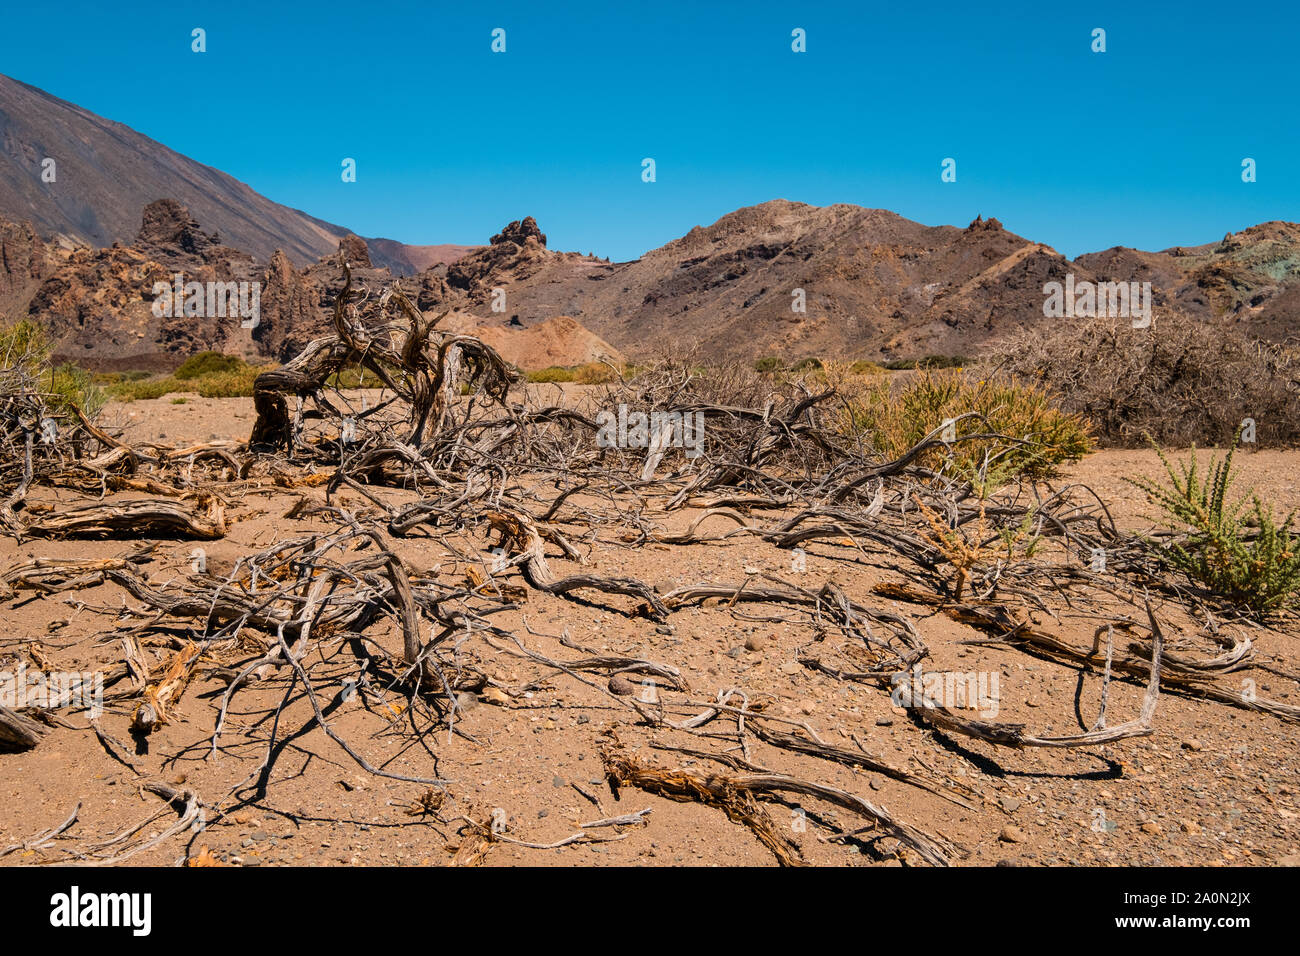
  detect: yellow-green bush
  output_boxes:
[839,369,1092,481]
[1,320,105,416]
[174,351,245,380]
[326,365,388,389]
[106,353,266,401]
[526,362,620,384]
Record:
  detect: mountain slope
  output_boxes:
[430,202,1300,361]
[433,202,1079,360]
[0,73,468,274]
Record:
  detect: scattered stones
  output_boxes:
[998,825,1027,843]
[481,687,511,706]
[608,675,636,696]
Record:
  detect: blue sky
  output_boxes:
[2,0,1296,260]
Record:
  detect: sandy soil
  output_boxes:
[1,394,1297,867]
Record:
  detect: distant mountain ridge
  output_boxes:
[3,75,1298,368]
[0,72,467,275]
[429,201,1300,361]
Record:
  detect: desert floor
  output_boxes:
[1,393,1297,867]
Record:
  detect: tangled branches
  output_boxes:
[2,269,1296,868]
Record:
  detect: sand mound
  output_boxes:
[437,313,623,370]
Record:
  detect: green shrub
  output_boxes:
[526,362,620,385]
[1,321,104,416]
[917,355,968,369]
[1126,443,1300,617]
[754,357,784,373]
[42,363,106,418]
[840,369,1092,481]
[527,366,577,383]
[106,358,264,401]
[791,357,823,372]
[174,351,245,380]
[107,377,181,401]
[190,366,260,397]
[0,319,49,372]
[326,365,387,389]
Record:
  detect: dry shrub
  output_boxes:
[623,355,780,410]
[982,313,1300,447]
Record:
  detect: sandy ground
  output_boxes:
[1,394,1297,867]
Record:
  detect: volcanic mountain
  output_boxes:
[5,74,1299,367]
[424,202,1300,362]
[0,72,471,275]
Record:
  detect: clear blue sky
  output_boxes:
[2,0,1296,260]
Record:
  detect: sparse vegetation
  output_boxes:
[983,313,1300,447]
[326,364,388,389]
[525,362,621,384]
[1127,442,1300,617]
[104,352,266,400]
[0,319,104,417]
[882,355,968,371]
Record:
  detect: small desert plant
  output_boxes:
[912,494,1044,600]
[917,355,968,369]
[107,377,179,401]
[527,366,576,383]
[754,356,784,373]
[912,495,993,601]
[43,363,105,418]
[1126,443,1300,617]
[190,367,260,397]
